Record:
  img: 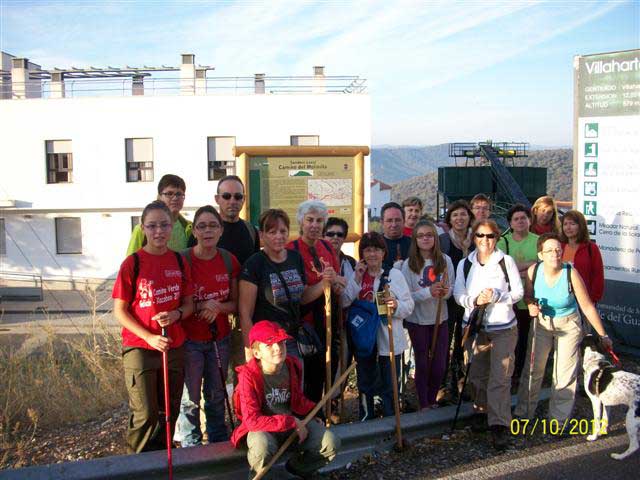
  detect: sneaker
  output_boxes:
[491,425,510,451]
[470,413,488,433]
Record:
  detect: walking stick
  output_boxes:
[161,327,173,480]
[384,284,403,450]
[213,339,235,430]
[253,362,357,480]
[427,271,448,379]
[324,281,332,425]
[526,305,539,419]
[338,306,347,421]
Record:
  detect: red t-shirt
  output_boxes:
[286,238,340,326]
[403,226,413,237]
[183,248,241,342]
[531,223,553,235]
[112,249,193,350]
[359,272,375,302]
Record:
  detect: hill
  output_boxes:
[385,148,573,217]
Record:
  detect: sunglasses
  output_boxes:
[474,232,497,239]
[220,192,244,201]
[325,231,345,238]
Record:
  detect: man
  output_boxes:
[402,197,423,237]
[380,202,411,270]
[215,175,260,265]
[470,193,492,223]
[379,202,414,412]
[126,174,192,255]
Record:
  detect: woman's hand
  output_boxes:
[354,260,366,283]
[322,266,337,284]
[527,302,541,317]
[429,281,448,298]
[600,335,613,351]
[152,310,180,327]
[475,288,494,306]
[146,334,171,352]
[386,296,398,313]
[199,308,218,324]
[294,418,309,443]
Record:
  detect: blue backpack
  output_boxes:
[347,268,391,357]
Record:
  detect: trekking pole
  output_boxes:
[427,271,447,378]
[253,362,357,480]
[338,306,348,421]
[324,281,332,425]
[161,327,173,480]
[526,303,539,419]
[451,345,473,433]
[384,284,403,450]
[213,339,235,430]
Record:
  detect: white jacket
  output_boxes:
[453,249,523,331]
[401,255,455,326]
[342,268,414,356]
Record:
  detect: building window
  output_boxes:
[125,138,154,182]
[131,216,141,231]
[208,136,236,181]
[0,218,6,255]
[290,135,319,146]
[46,140,73,183]
[55,217,82,254]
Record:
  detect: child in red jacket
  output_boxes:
[231,321,340,478]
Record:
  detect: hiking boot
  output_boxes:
[401,397,417,414]
[491,425,510,452]
[470,413,488,433]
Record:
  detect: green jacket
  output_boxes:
[126,215,193,255]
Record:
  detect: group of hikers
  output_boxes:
[112,173,611,478]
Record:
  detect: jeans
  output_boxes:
[355,348,402,420]
[176,336,230,446]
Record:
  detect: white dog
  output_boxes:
[582,335,640,460]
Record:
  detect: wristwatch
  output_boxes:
[176,308,184,321]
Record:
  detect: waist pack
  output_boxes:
[347,299,382,358]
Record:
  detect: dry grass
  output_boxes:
[0,293,126,466]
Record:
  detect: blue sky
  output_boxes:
[1,0,638,146]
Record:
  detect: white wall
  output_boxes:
[0,93,371,279]
[369,183,391,219]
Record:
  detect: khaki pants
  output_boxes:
[468,325,517,427]
[122,346,184,454]
[246,419,340,479]
[515,311,583,421]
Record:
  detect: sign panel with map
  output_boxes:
[248,156,355,234]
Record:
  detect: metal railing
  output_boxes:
[0,270,43,301]
[1,75,367,99]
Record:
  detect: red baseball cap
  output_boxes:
[249,321,292,346]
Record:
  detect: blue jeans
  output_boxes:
[177,336,230,446]
[355,348,402,421]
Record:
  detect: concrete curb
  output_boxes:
[0,391,550,480]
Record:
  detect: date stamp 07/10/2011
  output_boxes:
[510,418,608,436]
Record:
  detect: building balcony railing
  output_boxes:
[0,75,367,100]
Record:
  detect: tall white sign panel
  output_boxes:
[574,49,640,348]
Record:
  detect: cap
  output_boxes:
[249,320,292,346]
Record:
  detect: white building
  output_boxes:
[0,53,370,281]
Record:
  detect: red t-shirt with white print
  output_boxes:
[183,248,241,342]
[359,272,375,302]
[112,249,193,349]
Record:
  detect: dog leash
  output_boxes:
[606,347,622,368]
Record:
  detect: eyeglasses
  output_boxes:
[144,222,172,231]
[195,222,221,231]
[474,232,497,239]
[542,248,563,254]
[416,233,435,239]
[160,191,185,199]
[219,192,244,201]
[325,231,345,238]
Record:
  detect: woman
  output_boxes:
[453,219,523,451]
[176,205,240,446]
[514,233,612,424]
[287,200,343,401]
[438,200,475,403]
[239,209,335,364]
[530,195,561,235]
[342,232,414,420]
[112,200,194,453]
[401,220,455,409]
[559,210,604,304]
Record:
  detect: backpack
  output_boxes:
[346,267,391,357]
[182,246,233,277]
[462,256,511,292]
